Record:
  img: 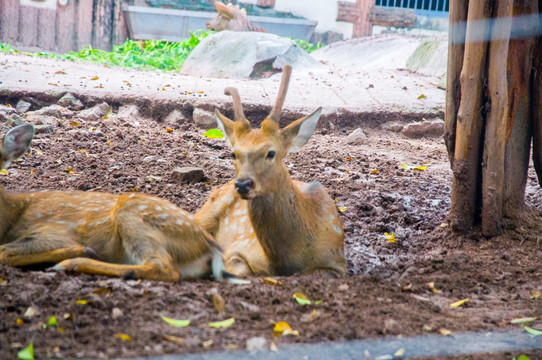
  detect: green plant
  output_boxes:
[293,39,324,53]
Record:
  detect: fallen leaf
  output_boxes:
[166,128,174,133]
[273,321,299,337]
[438,328,453,336]
[510,317,538,324]
[426,282,441,294]
[370,169,378,174]
[208,317,235,328]
[202,339,214,349]
[76,299,88,305]
[401,283,412,292]
[212,293,225,314]
[48,316,57,326]
[17,341,34,360]
[92,287,112,296]
[161,315,190,327]
[346,157,352,161]
[17,318,24,326]
[293,292,312,305]
[417,94,427,100]
[338,284,349,291]
[55,70,67,74]
[384,232,396,243]
[529,290,542,299]
[114,333,132,341]
[517,355,531,360]
[338,206,347,213]
[225,344,240,350]
[69,121,82,127]
[162,335,186,345]
[203,129,224,139]
[300,309,321,323]
[0,169,8,176]
[90,76,99,80]
[450,298,470,308]
[394,348,405,357]
[402,163,428,171]
[524,325,542,338]
[270,342,278,352]
[262,277,283,286]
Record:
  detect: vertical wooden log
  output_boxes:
[75,0,94,50]
[449,0,491,232]
[532,28,542,186]
[18,6,39,47]
[0,0,20,44]
[502,1,538,214]
[111,0,129,47]
[444,0,468,166]
[56,0,76,53]
[354,0,375,38]
[37,9,57,51]
[92,0,113,50]
[481,0,513,237]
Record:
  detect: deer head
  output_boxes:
[214,65,322,199]
[0,124,34,170]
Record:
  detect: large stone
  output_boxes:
[16,100,32,114]
[78,102,109,122]
[24,114,59,126]
[402,118,444,138]
[0,105,18,122]
[344,128,367,145]
[117,104,140,122]
[27,104,64,118]
[171,167,205,183]
[181,31,322,79]
[193,108,216,129]
[162,109,187,128]
[58,93,84,110]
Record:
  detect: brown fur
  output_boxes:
[0,125,226,282]
[206,1,267,33]
[196,66,346,277]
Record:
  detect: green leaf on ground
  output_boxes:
[208,318,235,328]
[203,129,224,139]
[524,325,542,338]
[17,342,34,360]
[161,315,190,327]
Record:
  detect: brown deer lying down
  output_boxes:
[0,124,240,283]
[206,1,267,33]
[196,65,346,277]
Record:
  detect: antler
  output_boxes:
[268,65,292,123]
[224,87,247,122]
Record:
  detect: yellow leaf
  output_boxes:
[438,328,453,336]
[270,342,278,352]
[338,206,347,213]
[450,298,470,308]
[114,333,132,341]
[17,318,24,326]
[262,277,283,286]
[370,169,378,174]
[293,292,313,305]
[346,157,352,161]
[212,293,225,314]
[162,335,186,345]
[0,169,8,176]
[384,232,396,243]
[48,316,57,326]
[417,94,427,100]
[76,299,87,305]
[166,128,174,133]
[529,290,542,299]
[511,317,539,324]
[17,341,34,360]
[208,317,235,328]
[161,315,190,327]
[76,149,89,157]
[273,321,291,333]
[394,348,405,357]
[202,339,214,349]
[91,76,99,80]
[69,121,82,127]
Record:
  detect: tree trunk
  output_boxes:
[446,0,541,237]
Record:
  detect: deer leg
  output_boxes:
[52,258,181,283]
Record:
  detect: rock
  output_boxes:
[117,104,140,123]
[238,300,260,313]
[181,31,322,79]
[6,114,25,127]
[58,93,84,110]
[142,155,157,163]
[24,114,59,126]
[246,336,267,351]
[193,108,216,129]
[34,124,55,134]
[16,100,32,113]
[24,306,39,319]
[402,118,444,138]
[344,128,367,145]
[382,122,404,132]
[0,104,18,122]
[162,109,187,127]
[27,104,64,119]
[78,102,109,122]
[171,167,205,183]
[111,307,124,320]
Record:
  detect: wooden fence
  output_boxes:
[0,0,129,53]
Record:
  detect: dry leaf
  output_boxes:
[529,290,542,299]
[270,342,278,352]
[370,169,378,174]
[163,335,186,345]
[114,333,132,341]
[394,348,405,357]
[0,169,8,176]
[212,293,225,314]
[208,318,235,328]
[450,298,470,308]
[510,317,538,324]
[76,299,87,305]
[384,232,395,243]
[262,277,283,286]
[417,94,427,100]
[202,339,214,349]
[273,321,299,337]
[293,292,312,305]
[90,76,99,80]
[161,315,190,327]
[338,206,347,213]
[338,284,349,291]
[438,328,453,336]
[17,318,24,326]
[300,309,321,323]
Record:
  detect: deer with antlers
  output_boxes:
[206,1,267,33]
[196,65,346,277]
[0,124,239,283]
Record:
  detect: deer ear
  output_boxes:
[215,110,235,148]
[215,1,234,18]
[281,107,322,153]
[1,124,34,167]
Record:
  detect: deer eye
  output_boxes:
[266,151,276,160]
[231,152,237,160]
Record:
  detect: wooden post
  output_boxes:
[92,0,113,50]
[38,9,57,51]
[112,0,129,46]
[337,0,375,38]
[533,37,542,186]
[0,0,20,44]
[55,0,76,53]
[18,6,39,47]
[76,0,94,51]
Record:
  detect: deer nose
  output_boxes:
[235,178,254,195]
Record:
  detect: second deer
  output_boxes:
[196,65,346,277]
[206,1,267,33]
[0,124,236,283]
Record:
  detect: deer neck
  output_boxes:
[0,187,27,243]
[247,170,310,274]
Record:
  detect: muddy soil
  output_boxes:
[1,102,541,360]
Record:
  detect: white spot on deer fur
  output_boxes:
[168,205,177,210]
[176,219,185,226]
[159,213,168,220]
[128,193,135,198]
[155,205,162,211]
[333,225,342,235]
[93,218,108,226]
[233,208,246,217]
[187,214,194,220]
[35,212,42,218]
[138,205,148,211]
[223,193,235,206]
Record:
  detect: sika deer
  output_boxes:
[206,1,267,33]
[0,124,233,283]
[196,65,346,277]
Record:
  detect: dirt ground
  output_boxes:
[0,44,541,358]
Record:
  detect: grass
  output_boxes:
[0,30,324,72]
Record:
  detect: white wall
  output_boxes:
[239,0,354,39]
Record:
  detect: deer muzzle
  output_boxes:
[235,178,254,196]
